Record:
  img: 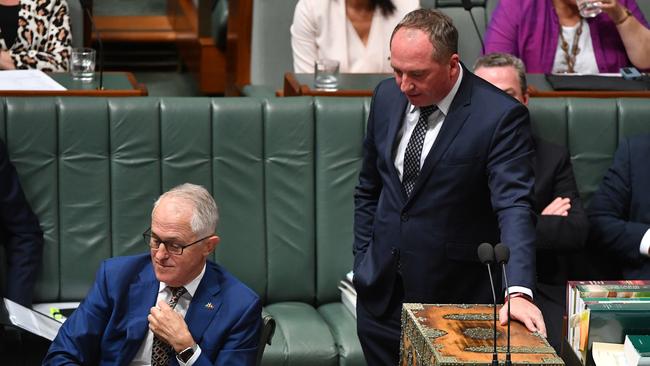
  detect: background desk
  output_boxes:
[525,74,650,98]
[0,72,147,96]
[282,72,388,97]
[283,72,650,98]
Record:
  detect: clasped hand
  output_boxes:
[148,300,195,353]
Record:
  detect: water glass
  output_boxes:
[576,0,602,18]
[70,48,96,82]
[314,59,340,90]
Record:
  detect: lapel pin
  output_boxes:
[205,302,214,310]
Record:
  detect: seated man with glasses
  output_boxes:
[44,183,262,366]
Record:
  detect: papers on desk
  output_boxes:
[0,69,66,90]
[591,342,626,366]
[339,271,356,318]
[1,297,63,340]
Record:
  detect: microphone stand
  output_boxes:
[477,243,499,366]
[461,0,485,53]
[496,243,512,366]
[84,7,104,90]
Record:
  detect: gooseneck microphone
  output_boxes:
[477,242,499,366]
[494,243,512,366]
[461,0,485,54]
[84,7,104,90]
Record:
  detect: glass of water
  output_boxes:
[314,59,340,90]
[70,48,96,82]
[576,0,602,18]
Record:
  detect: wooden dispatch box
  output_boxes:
[401,303,565,366]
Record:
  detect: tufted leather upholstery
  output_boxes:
[1,96,649,365]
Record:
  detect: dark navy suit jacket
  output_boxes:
[353,67,537,316]
[44,254,262,365]
[0,138,43,307]
[589,135,650,279]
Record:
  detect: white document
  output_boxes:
[0,69,66,90]
[592,342,626,366]
[2,298,63,341]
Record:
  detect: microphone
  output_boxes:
[494,243,512,366]
[460,0,485,54]
[477,242,499,366]
[84,7,104,90]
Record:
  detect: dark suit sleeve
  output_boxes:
[588,138,650,263]
[353,87,382,267]
[0,139,43,307]
[191,296,262,366]
[536,146,589,252]
[487,103,537,290]
[44,262,111,365]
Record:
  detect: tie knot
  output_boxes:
[419,105,437,118]
[169,286,187,302]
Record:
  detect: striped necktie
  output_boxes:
[151,286,187,366]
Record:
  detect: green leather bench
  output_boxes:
[1,96,650,365]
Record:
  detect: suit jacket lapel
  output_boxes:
[385,93,409,198]
[184,263,223,345]
[408,68,473,202]
[121,264,159,364]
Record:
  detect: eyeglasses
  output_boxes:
[143,228,212,255]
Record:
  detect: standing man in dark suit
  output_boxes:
[0,138,43,307]
[588,135,650,279]
[353,10,546,365]
[474,52,590,353]
[44,183,262,365]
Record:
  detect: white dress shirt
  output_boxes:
[640,230,650,257]
[130,264,206,366]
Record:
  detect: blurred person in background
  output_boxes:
[588,135,650,280]
[291,0,419,73]
[0,0,72,71]
[484,0,650,74]
[0,138,43,308]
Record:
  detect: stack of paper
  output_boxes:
[338,271,356,318]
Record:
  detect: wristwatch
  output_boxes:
[177,343,197,363]
[505,292,534,304]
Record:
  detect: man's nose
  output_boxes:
[399,76,412,93]
[154,244,170,259]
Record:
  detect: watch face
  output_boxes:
[178,347,194,362]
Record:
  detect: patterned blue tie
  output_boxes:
[151,286,187,365]
[402,105,437,197]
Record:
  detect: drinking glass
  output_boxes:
[576,0,602,18]
[314,59,340,90]
[70,48,96,82]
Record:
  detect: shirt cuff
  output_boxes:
[505,286,533,299]
[640,229,650,257]
[177,345,202,366]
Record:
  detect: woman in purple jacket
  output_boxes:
[484,0,650,73]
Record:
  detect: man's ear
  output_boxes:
[204,235,220,256]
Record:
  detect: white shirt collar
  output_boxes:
[157,262,207,298]
[407,66,464,116]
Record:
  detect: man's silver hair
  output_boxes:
[153,183,219,237]
[473,52,528,95]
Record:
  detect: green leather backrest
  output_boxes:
[211,0,228,50]
[250,0,299,89]
[2,97,649,306]
[68,0,84,48]
[420,0,488,69]
[529,98,650,207]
